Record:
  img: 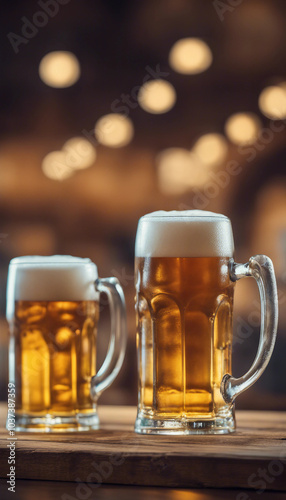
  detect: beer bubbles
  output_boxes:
[258,84,286,120]
[39,51,81,88]
[94,113,134,147]
[169,38,213,75]
[138,80,176,114]
[225,112,261,145]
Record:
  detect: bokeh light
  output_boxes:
[138,79,176,114]
[169,38,213,75]
[157,148,207,195]
[63,137,96,170]
[225,112,261,145]
[192,133,228,167]
[42,151,74,181]
[39,51,81,88]
[94,113,134,147]
[258,85,286,120]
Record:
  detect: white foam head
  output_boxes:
[6,255,98,320]
[135,210,234,258]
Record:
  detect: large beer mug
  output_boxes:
[6,256,127,432]
[135,211,278,434]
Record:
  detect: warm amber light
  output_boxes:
[157,148,207,195]
[192,133,228,167]
[42,151,74,180]
[39,51,81,88]
[138,80,176,114]
[258,85,286,120]
[225,113,261,145]
[63,137,96,170]
[94,113,134,147]
[169,38,213,75]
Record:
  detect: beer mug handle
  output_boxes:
[90,277,127,399]
[221,255,278,404]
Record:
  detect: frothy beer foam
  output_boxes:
[135,210,234,257]
[6,256,98,318]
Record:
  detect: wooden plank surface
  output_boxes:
[0,404,286,491]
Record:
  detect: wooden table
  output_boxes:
[0,404,286,499]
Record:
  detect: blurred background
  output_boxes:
[0,0,286,409]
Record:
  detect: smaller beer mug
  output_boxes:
[6,256,127,432]
[135,211,278,434]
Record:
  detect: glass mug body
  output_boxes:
[6,256,127,432]
[134,211,278,434]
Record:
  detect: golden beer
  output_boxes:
[136,256,234,417]
[14,300,98,416]
[135,211,278,434]
[7,255,127,432]
[7,256,101,431]
[135,210,236,433]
